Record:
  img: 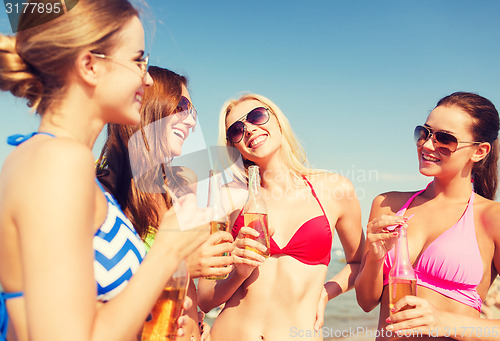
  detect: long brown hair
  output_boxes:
[436,92,499,200]
[96,66,193,239]
[0,0,138,114]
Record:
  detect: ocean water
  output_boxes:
[322,249,379,340]
[203,248,379,340]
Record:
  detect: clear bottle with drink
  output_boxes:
[142,260,188,341]
[243,165,270,257]
[388,224,417,316]
[206,169,230,280]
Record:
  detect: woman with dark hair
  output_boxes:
[355,92,500,341]
[97,66,198,238]
[97,66,234,341]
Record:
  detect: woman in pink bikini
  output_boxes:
[197,93,365,341]
[355,92,500,340]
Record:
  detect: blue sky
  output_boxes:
[1,0,499,241]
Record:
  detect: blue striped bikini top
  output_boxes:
[94,180,146,301]
[1,132,146,339]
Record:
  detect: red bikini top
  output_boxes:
[232,177,332,266]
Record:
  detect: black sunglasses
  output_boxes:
[226,107,270,143]
[414,125,481,155]
[173,96,197,133]
[175,96,197,122]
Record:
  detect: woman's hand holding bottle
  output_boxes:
[366,215,408,261]
[186,231,234,279]
[232,226,273,278]
[199,170,235,280]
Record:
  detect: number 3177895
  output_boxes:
[5,2,62,14]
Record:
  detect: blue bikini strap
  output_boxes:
[1,291,23,340]
[7,132,56,146]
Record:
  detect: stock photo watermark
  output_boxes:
[290,326,500,339]
[3,0,79,32]
[290,326,423,339]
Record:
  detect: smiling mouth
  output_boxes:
[422,154,440,162]
[248,135,267,148]
[135,93,142,102]
[173,128,186,140]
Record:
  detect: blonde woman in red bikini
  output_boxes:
[197,93,365,341]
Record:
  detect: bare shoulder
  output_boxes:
[3,138,95,203]
[0,138,97,240]
[29,137,95,176]
[476,196,500,238]
[306,172,355,199]
[371,190,416,216]
[304,172,360,223]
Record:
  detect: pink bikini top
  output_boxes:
[232,177,332,266]
[383,185,483,311]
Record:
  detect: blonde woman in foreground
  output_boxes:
[0,1,210,340]
[198,93,365,341]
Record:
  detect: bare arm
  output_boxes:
[197,270,248,313]
[14,141,210,341]
[354,195,386,312]
[186,231,234,279]
[354,194,405,312]
[325,176,364,299]
[197,226,267,313]
[313,175,364,330]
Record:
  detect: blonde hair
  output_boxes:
[0,0,139,114]
[217,93,323,183]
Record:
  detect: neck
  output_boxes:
[254,155,300,190]
[427,176,474,202]
[38,83,105,149]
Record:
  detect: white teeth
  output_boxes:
[173,128,185,140]
[135,94,142,102]
[249,135,266,147]
[423,154,440,162]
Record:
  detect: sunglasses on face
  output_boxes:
[414,125,481,155]
[226,107,270,144]
[175,96,197,123]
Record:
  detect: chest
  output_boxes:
[262,186,330,244]
[398,201,490,287]
[404,199,475,261]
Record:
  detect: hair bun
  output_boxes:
[0,35,42,109]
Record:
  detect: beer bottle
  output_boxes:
[206,170,230,280]
[388,224,417,316]
[242,165,270,257]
